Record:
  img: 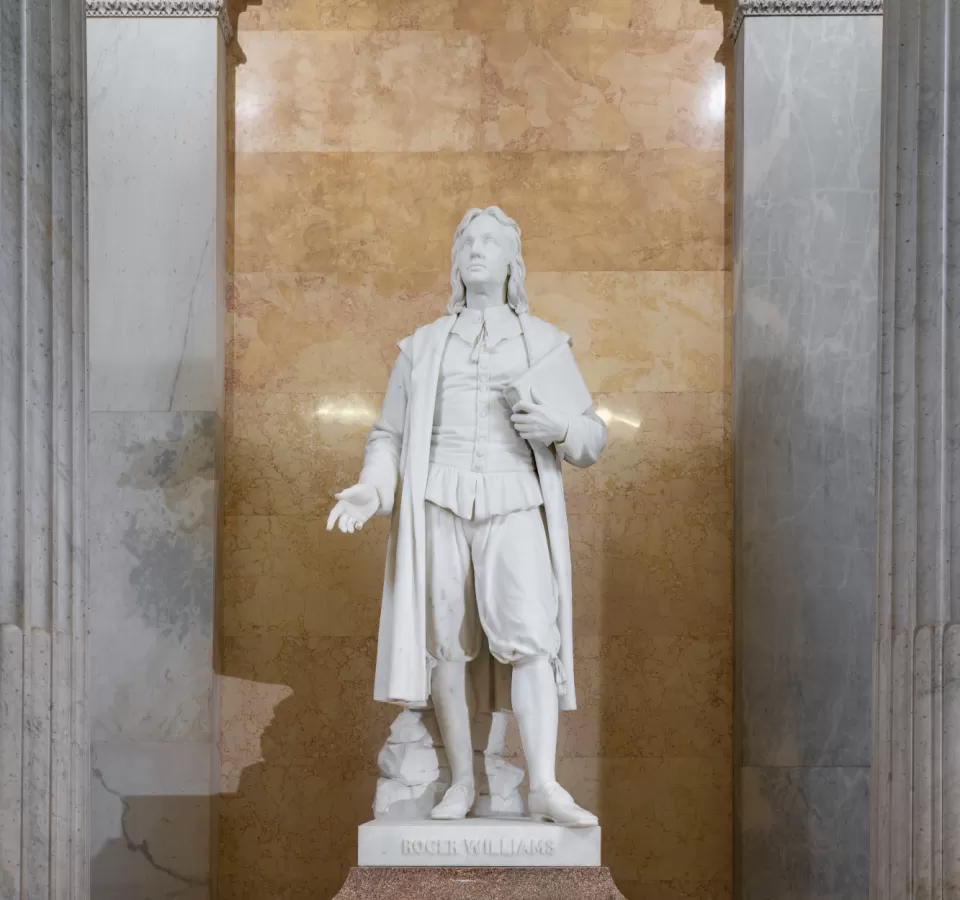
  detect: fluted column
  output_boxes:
[0,0,89,897]
[871,1,960,898]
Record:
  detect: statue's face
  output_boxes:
[458,214,512,290]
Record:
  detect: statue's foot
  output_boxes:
[430,783,476,820]
[528,782,598,828]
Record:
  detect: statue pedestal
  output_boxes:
[334,820,625,898]
[332,865,626,899]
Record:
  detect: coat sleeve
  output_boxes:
[358,350,411,516]
[555,408,607,468]
[550,333,607,468]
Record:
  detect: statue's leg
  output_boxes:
[425,501,481,819]
[477,506,597,826]
[431,660,475,790]
[511,656,558,791]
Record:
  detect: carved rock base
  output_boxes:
[332,866,627,899]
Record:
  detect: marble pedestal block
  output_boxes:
[332,866,626,899]
[358,819,601,867]
[341,821,621,899]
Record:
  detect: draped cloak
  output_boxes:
[358,313,607,713]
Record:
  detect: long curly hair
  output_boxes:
[445,206,529,314]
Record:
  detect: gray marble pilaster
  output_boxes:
[85,7,227,898]
[0,0,89,895]
[733,10,881,899]
[741,767,871,899]
[871,1,960,897]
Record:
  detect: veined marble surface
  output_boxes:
[735,13,881,900]
[738,10,880,770]
[86,10,226,898]
[0,0,88,891]
[740,766,870,898]
[89,412,218,742]
[87,382,221,900]
[90,740,213,900]
[88,18,222,412]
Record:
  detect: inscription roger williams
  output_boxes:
[400,837,557,858]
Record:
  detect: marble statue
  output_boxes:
[327,207,607,827]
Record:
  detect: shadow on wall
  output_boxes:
[91,780,212,900]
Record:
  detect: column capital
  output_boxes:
[731,0,882,40]
[85,0,232,42]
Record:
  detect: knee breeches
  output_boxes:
[425,501,561,666]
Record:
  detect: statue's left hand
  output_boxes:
[510,389,569,445]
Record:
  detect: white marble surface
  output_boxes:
[88,412,219,897]
[91,742,212,900]
[85,13,226,899]
[88,412,218,743]
[871,1,960,897]
[358,819,601,868]
[0,0,88,891]
[87,17,222,413]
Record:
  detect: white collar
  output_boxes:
[451,304,522,349]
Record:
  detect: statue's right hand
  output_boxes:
[326,483,380,534]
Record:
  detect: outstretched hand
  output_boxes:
[510,388,569,445]
[326,483,380,533]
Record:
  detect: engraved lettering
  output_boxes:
[399,831,559,858]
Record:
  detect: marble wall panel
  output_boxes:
[228,270,726,395]
[530,271,728,392]
[733,13,881,900]
[222,513,388,638]
[91,741,213,900]
[235,32,482,153]
[555,756,731,887]
[88,15,227,900]
[549,635,732,759]
[737,14,880,770]
[232,150,726,274]
[89,411,219,898]
[223,390,376,517]
[88,19,222,413]
[740,766,870,900]
[89,412,218,743]
[481,30,724,152]
[222,0,731,896]
[217,634,395,898]
[237,0,716,33]
[227,271,445,394]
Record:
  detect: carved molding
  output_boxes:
[85,0,233,43]
[730,0,883,40]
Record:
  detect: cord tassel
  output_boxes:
[550,655,568,697]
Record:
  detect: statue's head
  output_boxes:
[446,206,529,314]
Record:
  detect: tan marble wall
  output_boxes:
[220,2,733,897]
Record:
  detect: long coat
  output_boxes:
[358,312,606,712]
